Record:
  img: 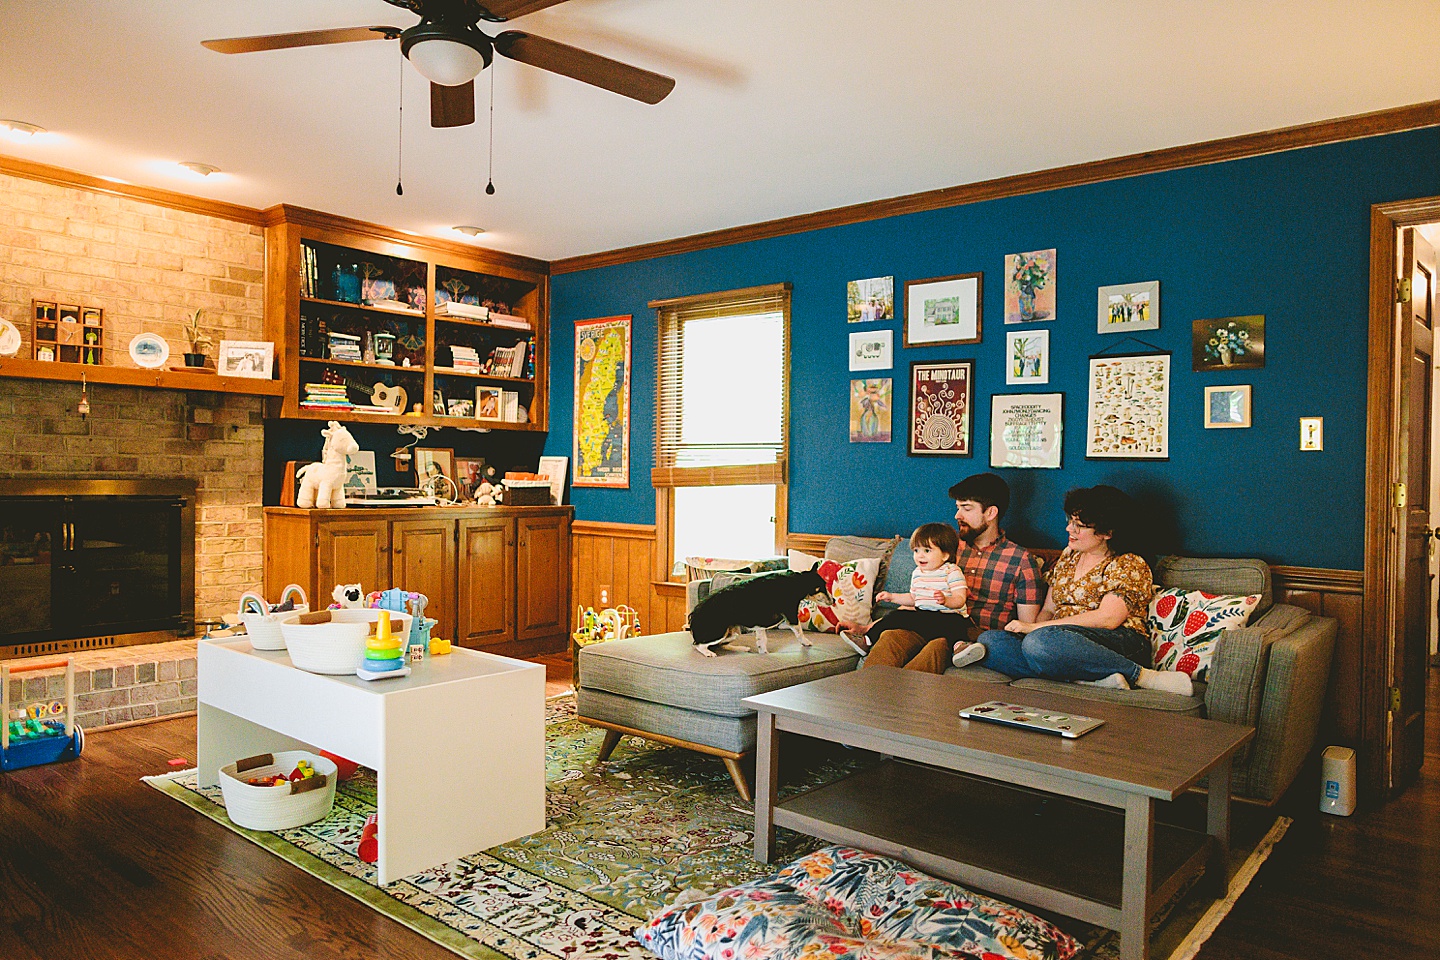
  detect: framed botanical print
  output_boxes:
[1085,354,1170,460]
[908,360,973,456]
[903,274,982,347]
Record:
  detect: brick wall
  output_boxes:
[0,380,265,621]
[0,174,269,624]
[0,172,264,355]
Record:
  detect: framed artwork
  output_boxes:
[1085,354,1170,460]
[849,378,892,443]
[849,329,893,371]
[847,275,894,322]
[216,340,275,378]
[1005,249,1056,324]
[343,450,377,495]
[1097,281,1159,333]
[573,315,631,488]
[908,360,973,456]
[413,447,455,487]
[1204,385,1252,429]
[474,386,503,420]
[1192,315,1265,371]
[537,455,569,505]
[454,457,487,499]
[431,388,446,415]
[1300,417,1324,451]
[991,393,1063,469]
[447,398,475,418]
[1005,329,1049,385]
[903,274,982,347]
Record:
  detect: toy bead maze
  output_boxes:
[1,657,83,772]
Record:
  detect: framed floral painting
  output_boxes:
[1005,249,1056,324]
[908,360,973,456]
[1192,315,1265,371]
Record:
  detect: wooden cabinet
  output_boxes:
[265,505,571,656]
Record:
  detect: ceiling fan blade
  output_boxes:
[431,80,477,128]
[202,26,401,55]
[478,0,576,20]
[493,31,675,104]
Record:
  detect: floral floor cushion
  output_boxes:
[637,846,1079,960]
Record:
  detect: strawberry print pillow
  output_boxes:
[1147,588,1262,680]
[797,557,879,633]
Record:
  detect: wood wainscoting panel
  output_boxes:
[1271,565,1365,755]
[571,522,658,634]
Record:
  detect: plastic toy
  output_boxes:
[573,604,641,647]
[428,636,452,655]
[358,813,380,863]
[1,657,84,772]
[356,610,411,681]
[319,750,360,781]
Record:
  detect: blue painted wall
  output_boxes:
[544,127,1440,570]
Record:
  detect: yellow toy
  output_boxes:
[572,604,641,647]
[429,636,453,655]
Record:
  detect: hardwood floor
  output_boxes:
[1,656,1435,960]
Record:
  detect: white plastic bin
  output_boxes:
[1319,745,1356,816]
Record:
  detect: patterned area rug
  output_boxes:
[144,694,1287,960]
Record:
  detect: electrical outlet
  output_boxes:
[599,585,611,606]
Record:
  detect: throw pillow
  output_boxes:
[1148,588,1262,680]
[787,548,823,572]
[797,557,879,632]
[824,534,902,594]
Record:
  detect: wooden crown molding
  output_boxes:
[0,153,266,225]
[552,98,1440,276]
[262,204,549,276]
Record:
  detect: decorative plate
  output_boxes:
[129,333,170,368]
[0,319,20,357]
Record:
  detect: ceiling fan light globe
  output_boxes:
[406,37,488,86]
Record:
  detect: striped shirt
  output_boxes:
[911,563,969,614]
[956,531,1044,630]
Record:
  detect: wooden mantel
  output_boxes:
[0,356,285,396]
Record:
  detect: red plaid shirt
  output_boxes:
[956,531,1043,630]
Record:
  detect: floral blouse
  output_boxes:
[1046,550,1153,635]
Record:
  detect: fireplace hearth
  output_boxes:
[1,479,195,659]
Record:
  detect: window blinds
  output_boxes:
[650,283,791,487]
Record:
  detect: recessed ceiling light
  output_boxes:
[177,161,220,177]
[453,225,486,237]
[0,119,46,139]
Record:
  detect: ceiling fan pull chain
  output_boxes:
[396,50,405,196]
[485,65,496,196]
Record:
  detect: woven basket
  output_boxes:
[238,585,309,651]
[218,750,338,831]
[502,479,552,506]
[682,556,756,582]
[280,609,412,675]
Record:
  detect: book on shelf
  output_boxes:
[488,313,531,330]
[511,341,528,377]
[300,245,319,298]
[328,331,363,362]
[436,301,488,320]
[501,390,519,422]
[366,298,419,313]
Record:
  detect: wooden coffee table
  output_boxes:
[744,667,1254,960]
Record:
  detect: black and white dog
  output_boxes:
[687,569,827,656]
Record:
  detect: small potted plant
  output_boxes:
[183,309,214,368]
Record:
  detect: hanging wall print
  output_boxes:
[573,315,631,487]
[1005,329,1049,385]
[991,393,1063,469]
[1005,249,1056,323]
[849,378,892,442]
[1085,354,1170,460]
[908,360,974,456]
[904,274,982,347]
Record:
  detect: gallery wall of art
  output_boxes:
[544,125,1440,570]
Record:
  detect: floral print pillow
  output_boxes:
[1148,588,1261,680]
[796,558,879,633]
[636,846,1079,960]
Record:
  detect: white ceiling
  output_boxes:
[2,1,1439,262]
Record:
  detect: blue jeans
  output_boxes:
[976,625,1149,684]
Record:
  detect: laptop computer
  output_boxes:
[959,700,1105,739]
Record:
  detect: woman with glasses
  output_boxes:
[974,484,1193,696]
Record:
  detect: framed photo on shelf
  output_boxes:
[447,398,475,418]
[573,315,631,488]
[431,388,446,415]
[413,447,455,487]
[216,340,275,378]
[991,393,1063,469]
[908,360,973,456]
[454,457,487,499]
[1005,329,1049,385]
[1203,384,1252,429]
[1085,353,1170,460]
[475,385,503,420]
[343,450,378,495]
[904,274,982,347]
[1097,281,1159,333]
[848,329,893,371]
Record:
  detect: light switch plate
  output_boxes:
[1300,417,1323,451]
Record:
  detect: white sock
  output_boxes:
[1076,672,1130,689]
[1136,668,1194,696]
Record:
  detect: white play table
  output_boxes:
[197,638,545,884]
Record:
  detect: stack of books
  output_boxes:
[487,312,531,331]
[486,341,529,378]
[328,332,362,362]
[436,300,488,320]
[301,383,351,410]
[449,345,481,373]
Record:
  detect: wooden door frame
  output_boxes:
[1364,196,1440,798]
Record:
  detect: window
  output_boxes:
[651,283,790,577]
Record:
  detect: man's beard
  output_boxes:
[958,522,984,544]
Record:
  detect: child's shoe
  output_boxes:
[951,642,986,669]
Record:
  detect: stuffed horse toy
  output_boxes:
[297,421,360,509]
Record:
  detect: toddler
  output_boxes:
[841,522,985,668]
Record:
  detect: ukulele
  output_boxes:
[320,369,408,413]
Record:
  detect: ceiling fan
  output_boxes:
[202,0,675,129]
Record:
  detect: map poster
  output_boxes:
[573,315,631,487]
[1085,353,1170,460]
[990,393,1063,469]
[908,360,973,456]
